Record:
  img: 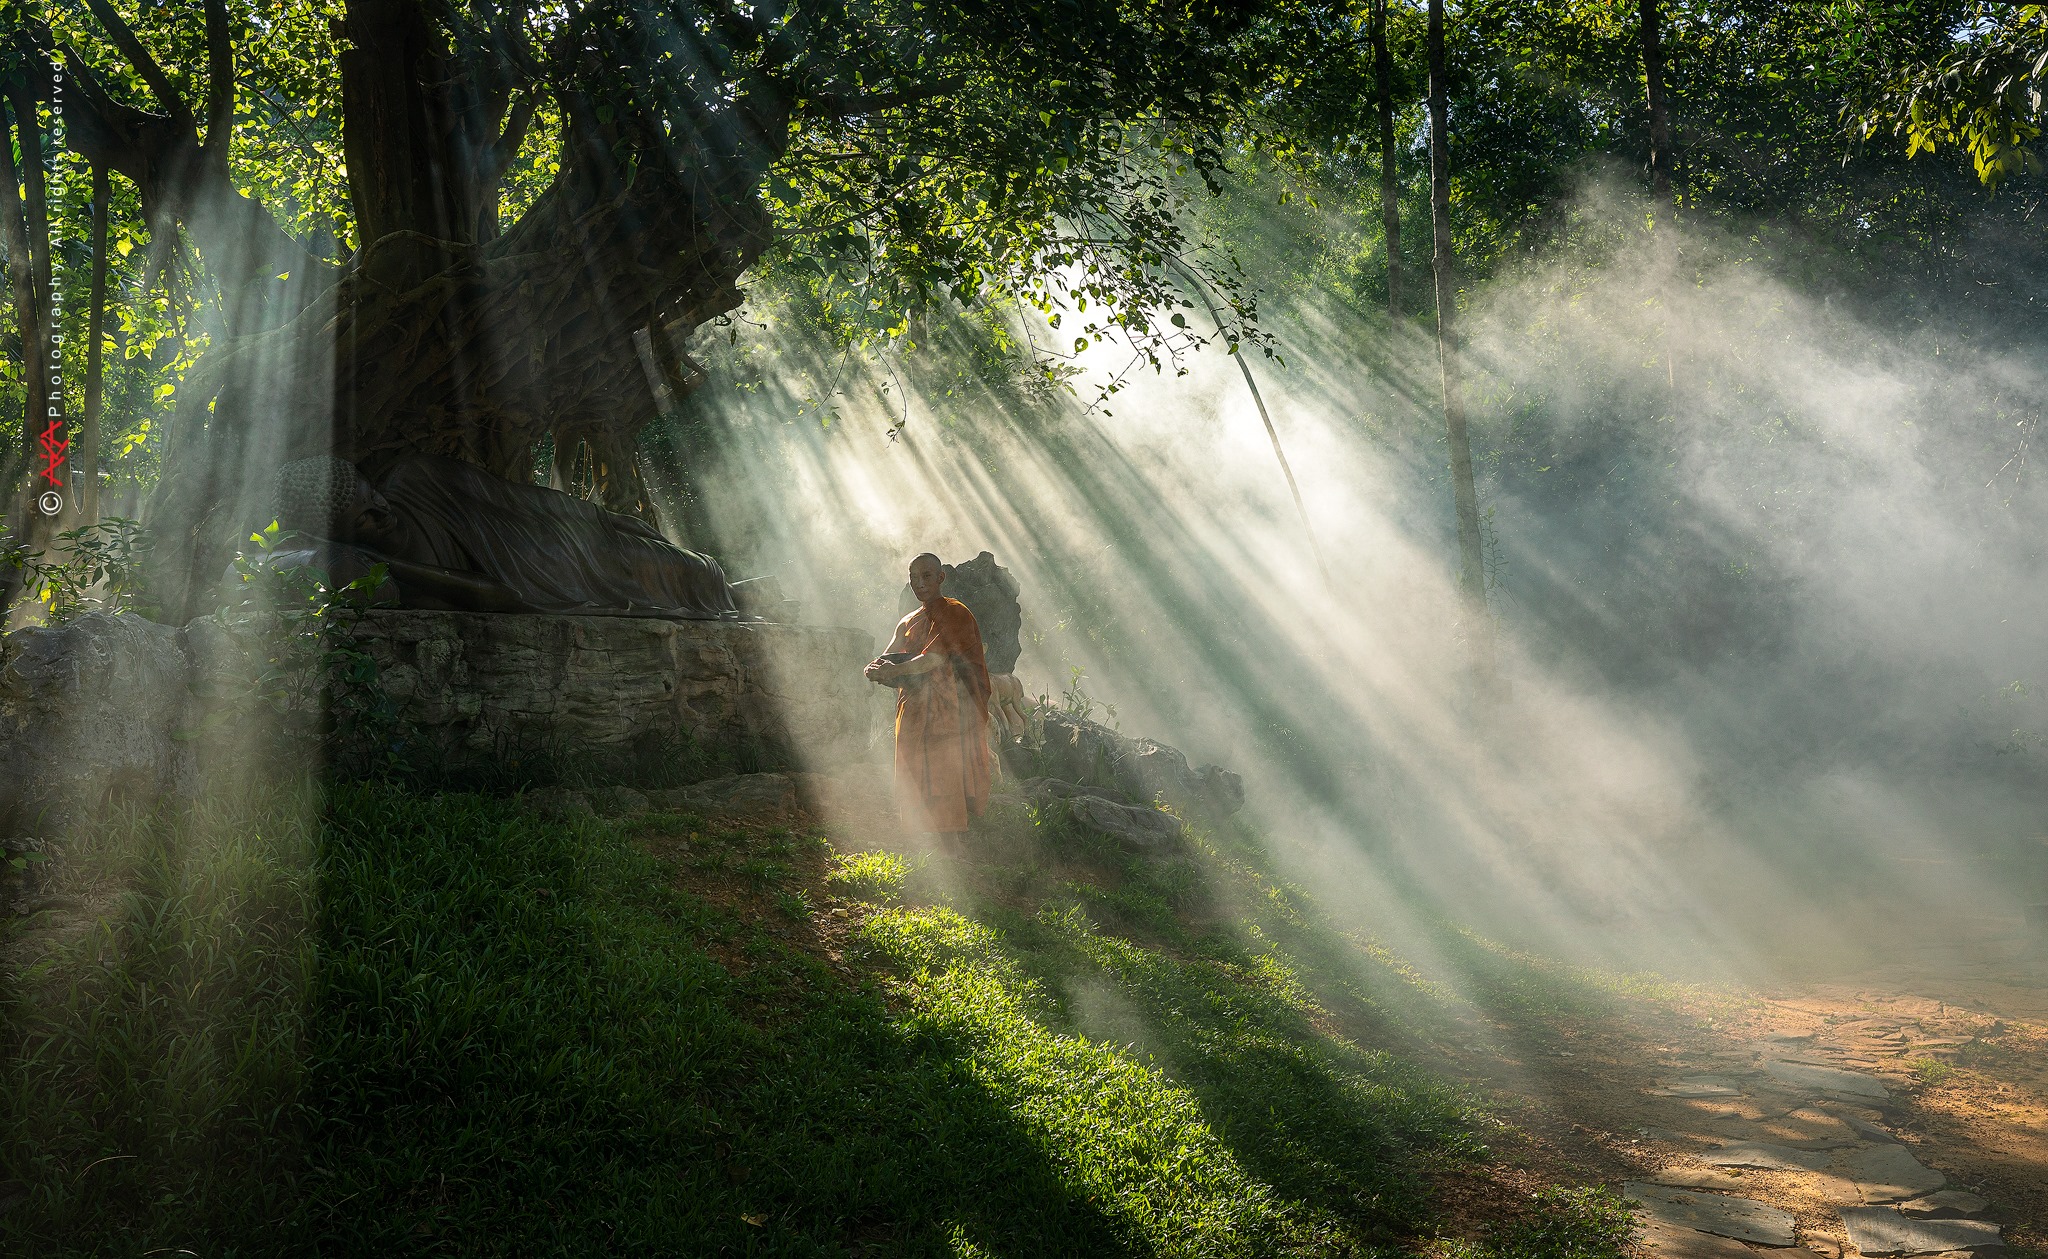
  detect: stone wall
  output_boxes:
[0,610,878,838]
[352,611,877,770]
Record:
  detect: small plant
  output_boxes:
[0,517,158,624]
[1909,1057,1956,1085]
[825,850,910,902]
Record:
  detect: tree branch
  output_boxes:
[82,0,193,127]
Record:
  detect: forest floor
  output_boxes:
[1416,958,2048,1259]
[2,774,2040,1257]
[805,778,2048,1259]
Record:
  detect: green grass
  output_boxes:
[2,782,1638,1257]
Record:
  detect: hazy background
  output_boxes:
[643,186,2047,989]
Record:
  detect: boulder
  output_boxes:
[1032,711,1242,817]
[1021,777,1184,852]
[0,613,194,837]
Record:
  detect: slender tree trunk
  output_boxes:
[1374,0,1402,319]
[0,93,47,497]
[82,165,110,525]
[1426,0,1493,682]
[1,67,61,618]
[1639,0,1678,390]
[1638,0,1674,210]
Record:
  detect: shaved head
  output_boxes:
[908,552,946,604]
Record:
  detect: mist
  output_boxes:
[648,186,2048,994]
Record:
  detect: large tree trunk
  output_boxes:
[65,0,781,620]
[1426,0,1493,684]
[1374,0,1403,319]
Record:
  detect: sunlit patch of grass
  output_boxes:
[826,848,912,902]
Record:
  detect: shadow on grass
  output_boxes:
[4,779,1632,1257]
[2,786,1229,1257]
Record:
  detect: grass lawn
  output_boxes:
[1,782,1637,1257]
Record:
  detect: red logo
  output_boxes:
[37,419,67,488]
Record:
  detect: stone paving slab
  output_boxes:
[1901,1192,1989,1219]
[1835,1145,1946,1202]
[1625,1182,1798,1246]
[1703,1140,1836,1172]
[1655,1077,1748,1098]
[1839,1206,2003,1255]
[1639,1220,1765,1257]
[1764,1059,1892,1099]
[1651,1166,1751,1192]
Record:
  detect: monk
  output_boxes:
[864,553,992,837]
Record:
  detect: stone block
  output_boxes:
[346,611,876,770]
[0,613,194,837]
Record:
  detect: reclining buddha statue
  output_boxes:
[263,454,741,619]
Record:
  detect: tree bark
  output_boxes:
[1426,0,1493,681]
[1,61,61,617]
[1639,0,1674,209]
[0,90,48,498]
[82,164,109,525]
[1374,0,1402,319]
[62,0,782,619]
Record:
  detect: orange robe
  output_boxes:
[894,597,993,832]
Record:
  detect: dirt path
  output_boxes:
[1431,961,2047,1259]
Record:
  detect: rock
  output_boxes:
[1651,1167,1750,1192]
[1639,1220,1765,1258]
[914,553,1023,676]
[647,773,798,823]
[1838,1207,2002,1255]
[1066,793,1184,852]
[0,613,196,838]
[1836,1144,1947,1202]
[1816,1104,1899,1145]
[1654,1077,1744,1097]
[1900,1192,1990,1219]
[1033,711,1242,817]
[586,786,650,818]
[1624,1182,1798,1247]
[527,787,595,819]
[1021,778,1185,851]
[1765,1059,1891,1100]
[1702,1140,1835,1172]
